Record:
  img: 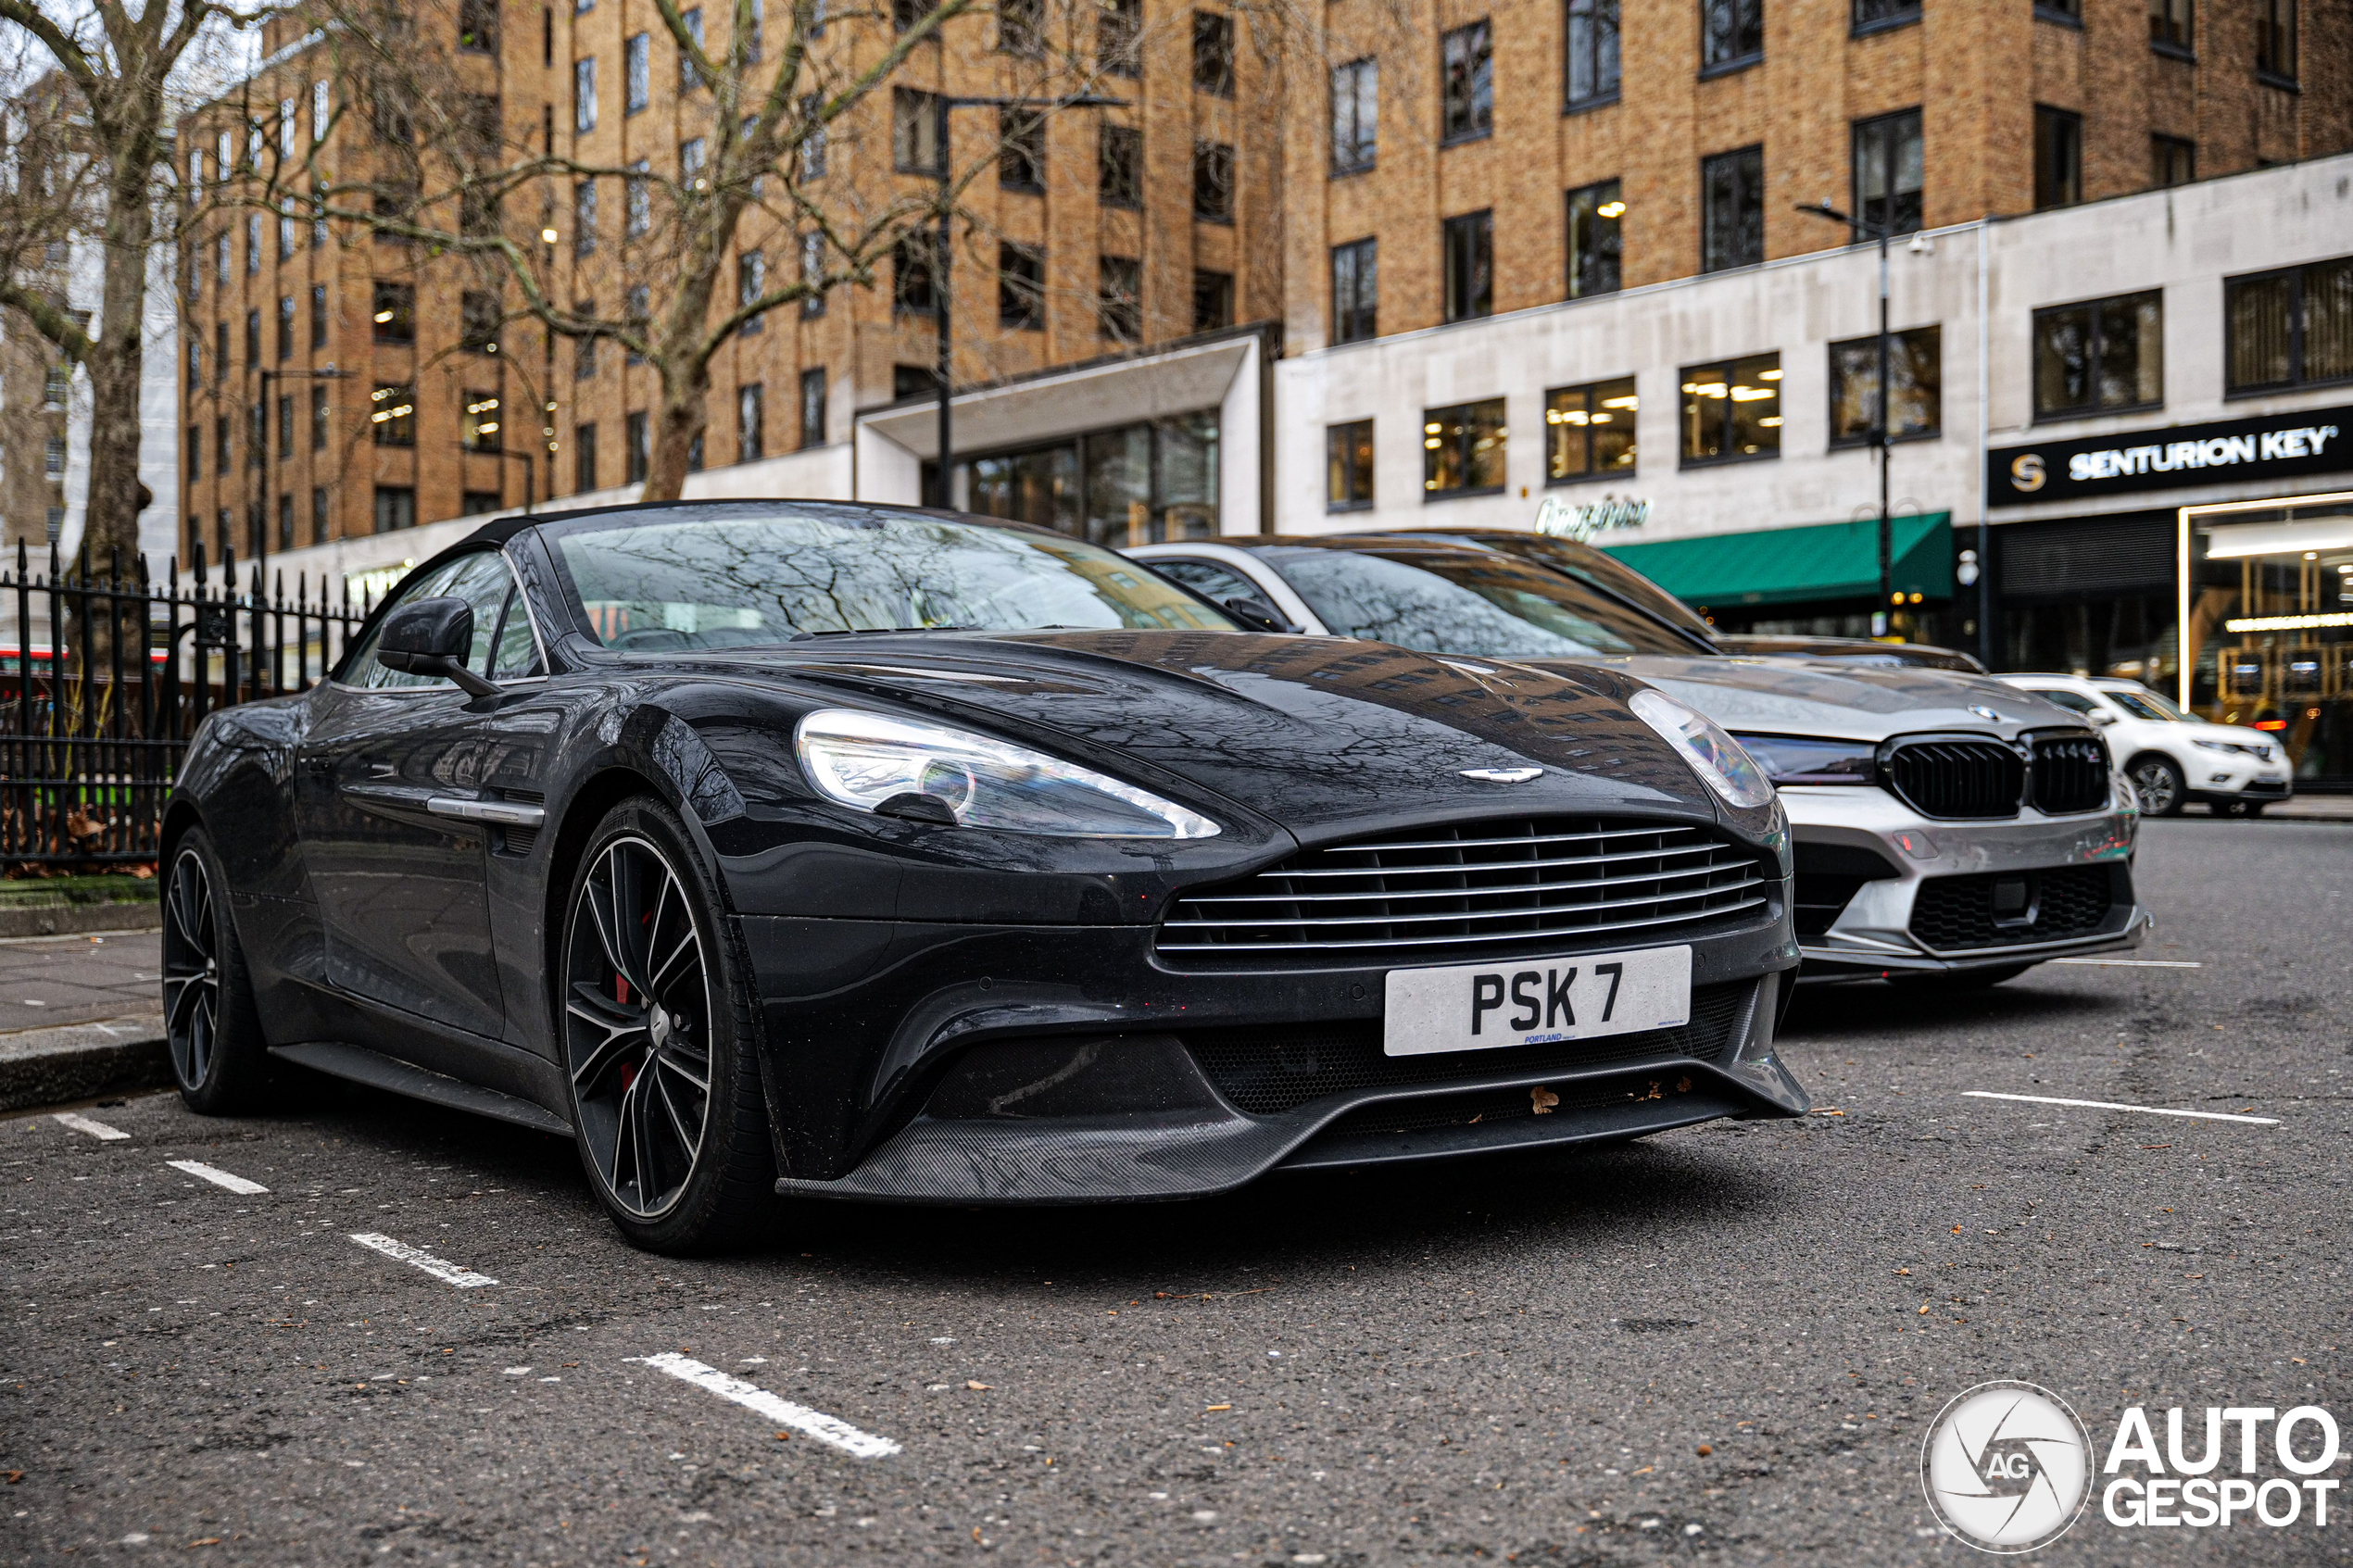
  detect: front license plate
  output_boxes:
[1382,945,1692,1058]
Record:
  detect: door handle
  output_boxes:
[425,797,547,828]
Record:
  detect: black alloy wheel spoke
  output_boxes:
[161,850,220,1088]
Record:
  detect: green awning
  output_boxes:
[1601,512,1954,610]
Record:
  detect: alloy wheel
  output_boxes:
[2130,759,2180,815]
[564,834,714,1219]
[160,847,220,1089]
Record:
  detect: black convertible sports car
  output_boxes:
[165,501,1807,1251]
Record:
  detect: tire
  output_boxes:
[2128,754,2185,817]
[2244,802,2267,818]
[559,797,774,1253]
[1890,963,2032,991]
[160,829,272,1114]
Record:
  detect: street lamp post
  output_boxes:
[1798,199,1897,637]
[926,94,1126,509]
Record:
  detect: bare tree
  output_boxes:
[0,0,251,567]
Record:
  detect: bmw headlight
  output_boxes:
[1728,733,1878,786]
[1628,689,1775,809]
[794,709,1220,839]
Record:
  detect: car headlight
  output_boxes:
[794,709,1220,839]
[1629,689,1775,809]
[2192,739,2248,758]
[1727,733,1877,786]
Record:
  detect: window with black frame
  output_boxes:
[371,383,416,446]
[800,368,827,447]
[1545,377,1637,482]
[2149,0,2191,54]
[1193,10,1235,95]
[1680,353,1780,465]
[1099,256,1142,341]
[892,234,937,316]
[1566,0,1618,107]
[1000,108,1045,191]
[1700,0,1762,72]
[1851,108,1922,236]
[1423,398,1507,496]
[1441,22,1492,143]
[1566,180,1622,298]
[2032,292,2163,419]
[1332,57,1377,174]
[2034,106,2081,208]
[1851,0,1918,31]
[1098,0,1139,75]
[1100,124,1142,208]
[2224,257,2353,395]
[1327,420,1374,510]
[1192,270,1232,332]
[1193,141,1234,221]
[1827,326,1940,445]
[999,243,1044,330]
[1442,210,1492,322]
[1701,146,1763,272]
[2151,134,2195,188]
[1331,237,1377,344]
[2257,0,2295,81]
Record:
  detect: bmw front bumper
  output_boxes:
[1780,783,2149,978]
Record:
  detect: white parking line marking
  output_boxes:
[52,1111,128,1140]
[348,1232,498,1287]
[1963,1091,2278,1125]
[168,1160,270,1195]
[630,1351,901,1459]
[2049,959,2204,968]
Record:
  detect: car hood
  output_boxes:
[717,631,1742,842]
[1521,654,2084,745]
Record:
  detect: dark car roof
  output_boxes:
[452,496,1062,551]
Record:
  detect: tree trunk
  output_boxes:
[639,262,722,502]
[82,136,158,575]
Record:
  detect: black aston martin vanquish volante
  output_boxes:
[165,502,1807,1251]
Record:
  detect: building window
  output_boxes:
[2150,134,2195,188]
[278,210,296,260]
[246,214,260,272]
[460,290,501,353]
[800,232,826,316]
[1099,256,1143,341]
[311,487,329,545]
[1701,146,1764,272]
[2225,257,2353,394]
[1193,11,1235,95]
[2033,106,2082,208]
[892,234,938,316]
[278,493,295,550]
[1192,142,1234,221]
[575,320,598,380]
[573,181,598,257]
[278,394,294,457]
[2148,0,2191,54]
[893,88,942,173]
[371,383,416,445]
[1566,180,1623,298]
[680,136,707,192]
[462,391,502,452]
[1327,420,1375,509]
[2035,0,2081,19]
[1852,0,1918,30]
[893,0,932,33]
[1442,210,1493,322]
[1828,326,1941,445]
[249,403,264,469]
[373,282,415,344]
[625,412,650,483]
[624,285,649,362]
[678,6,705,88]
[2257,0,2295,80]
[187,340,200,391]
[45,434,68,479]
[459,489,501,518]
[799,367,827,448]
[736,250,765,333]
[1331,237,1377,345]
[216,417,229,474]
[2032,291,2163,419]
[1423,398,1508,496]
[1099,0,1140,76]
[309,283,328,347]
[1852,108,1922,237]
[39,362,66,410]
[1192,270,1233,332]
[245,307,260,364]
[374,486,416,533]
[277,295,295,360]
[310,383,329,449]
[1000,108,1045,191]
[1441,22,1492,144]
[1331,58,1377,174]
[1546,376,1637,481]
[625,32,649,113]
[1100,124,1142,208]
[1679,352,1780,465]
[1000,243,1045,329]
[574,422,598,489]
[737,383,763,461]
[626,159,652,236]
[188,425,201,481]
[1701,0,1764,72]
[574,57,598,132]
[459,0,499,52]
[997,0,1041,55]
[1566,0,1619,106]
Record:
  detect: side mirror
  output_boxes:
[376,596,499,698]
[1221,595,1302,634]
[2088,709,2118,726]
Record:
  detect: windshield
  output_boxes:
[2025,687,2107,717]
[1266,546,1700,659]
[1467,533,1718,644]
[549,506,1237,650]
[2104,687,2186,721]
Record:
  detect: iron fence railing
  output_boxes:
[1,541,371,868]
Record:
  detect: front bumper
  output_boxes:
[745,911,1806,1204]
[1780,784,2148,977]
[2186,762,2294,804]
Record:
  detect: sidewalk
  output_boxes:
[0,931,167,1111]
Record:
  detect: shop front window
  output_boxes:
[2183,496,2353,787]
[957,411,1221,546]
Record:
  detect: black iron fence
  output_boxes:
[1,541,371,869]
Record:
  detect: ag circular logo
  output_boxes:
[1920,1381,2093,1553]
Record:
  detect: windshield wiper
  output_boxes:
[791,625,975,640]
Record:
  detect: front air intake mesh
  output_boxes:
[1881,738,2024,820]
[1908,864,2126,952]
[2030,732,2111,816]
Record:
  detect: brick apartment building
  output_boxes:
[175,0,1280,578]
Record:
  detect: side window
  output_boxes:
[342,552,518,689]
[1153,557,1263,607]
[2024,687,2103,718]
[488,584,547,678]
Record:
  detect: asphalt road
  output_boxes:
[5,818,2348,1566]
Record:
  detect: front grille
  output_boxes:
[2244,777,2290,796]
[2031,732,2110,815]
[1186,980,1754,1116]
[1315,1070,1710,1139]
[1882,737,2024,820]
[1154,819,1770,968]
[1908,864,2126,952]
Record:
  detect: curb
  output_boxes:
[0,1013,169,1112]
[0,902,162,940]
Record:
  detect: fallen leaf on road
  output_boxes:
[1894,1268,1911,1275]
[4,1471,20,1483]
[1813,1108,1845,1116]
[1695,1445,1712,1457]
[1530,1087,1559,1115]
[1917,1304,1931,1315]
[1206,1404,1231,1411]
[966,1381,992,1391]
[774,1431,792,1441]
[189,1539,222,1549]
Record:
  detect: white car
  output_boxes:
[1996,673,2292,817]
